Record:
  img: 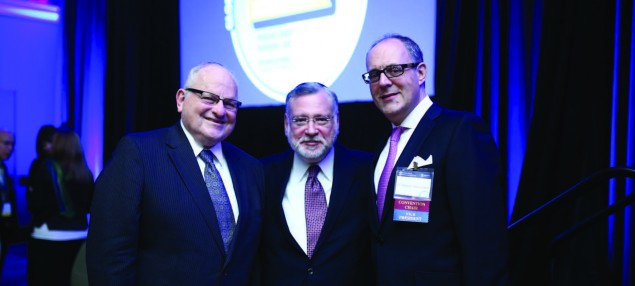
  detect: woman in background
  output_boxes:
[27,128,94,286]
[26,125,57,190]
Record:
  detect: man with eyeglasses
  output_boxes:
[363,34,509,285]
[259,82,374,285]
[87,63,264,286]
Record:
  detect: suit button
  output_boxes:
[307,268,314,275]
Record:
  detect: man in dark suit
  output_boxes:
[260,82,373,285]
[0,129,17,277]
[363,34,509,285]
[87,63,264,285]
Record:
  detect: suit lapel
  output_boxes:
[370,153,381,233]
[314,145,353,253]
[272,153,306,254]
[220,143,239,263]
[393,104,441,173]
[164,125,227,257]
[376,104,442,232]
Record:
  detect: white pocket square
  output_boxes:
[408,155,433,169]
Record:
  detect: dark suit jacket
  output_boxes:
[260,144,374,286]
[27,158,93,231]
[0,162,18,246]
[371,103,509,286]
[87,123,264,286]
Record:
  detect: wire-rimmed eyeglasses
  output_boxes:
[289,115,332,127]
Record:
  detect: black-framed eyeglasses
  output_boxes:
[185,88,242,111]
[361,62,420,84]
[289,115,332,127]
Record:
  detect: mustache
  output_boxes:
[299,136,326,144]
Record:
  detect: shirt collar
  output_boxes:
[290,146,335,183]
[395,95,433,130]
[180,120,226,167]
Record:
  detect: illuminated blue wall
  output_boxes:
[0,1,65,225]
[0,0,104,226]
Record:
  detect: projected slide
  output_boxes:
[180,0,436,106]
[250,0,335,28]
[226,0,365,102]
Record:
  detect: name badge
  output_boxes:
[393,167,434,223]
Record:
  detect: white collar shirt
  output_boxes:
[374,95,433,191]
[181,121,239,222]
[283,147,335,254]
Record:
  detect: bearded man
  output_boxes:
[259,82,374,286]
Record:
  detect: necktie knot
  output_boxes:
[390,126,405,143]
[307,165,320,179]
[199,149,215,165]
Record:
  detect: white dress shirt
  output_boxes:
[374,95,433,191]
[283,147,335,254]
[181,121,239,222]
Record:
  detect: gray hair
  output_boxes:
[285,82,339,115]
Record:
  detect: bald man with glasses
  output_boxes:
[363,34,509,286]
[88,63,264,286]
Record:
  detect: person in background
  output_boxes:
[27,128,94,286]
[87,62,264,285]
[363,34,509,285]
[26,125,57,191]
[260,82,374,285]
[0,128,17,278]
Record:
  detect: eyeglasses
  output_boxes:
[289,116,332,127]
[361,62,420,84]
[185,88,242,111]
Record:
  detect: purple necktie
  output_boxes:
[377,126,405,221]
[200,150,235,252]
[305,165,326,258]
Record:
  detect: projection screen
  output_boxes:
[180,0,436,107]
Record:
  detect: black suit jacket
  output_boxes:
[0,162,18,243]
[260,144,374,286]
[371,103,509,286]
[87,123,264,286]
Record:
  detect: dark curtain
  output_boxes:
[62,0,78,130]
[62,0,106,134]
[103,1,181,160]
[512,0,614,285]
[436,0,633,285]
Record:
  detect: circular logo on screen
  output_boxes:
[225,0,368,102]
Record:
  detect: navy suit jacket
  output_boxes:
[371,103,509,286]
[260,145,374,286]
[87,123,264,286]
[0,162,18,238]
